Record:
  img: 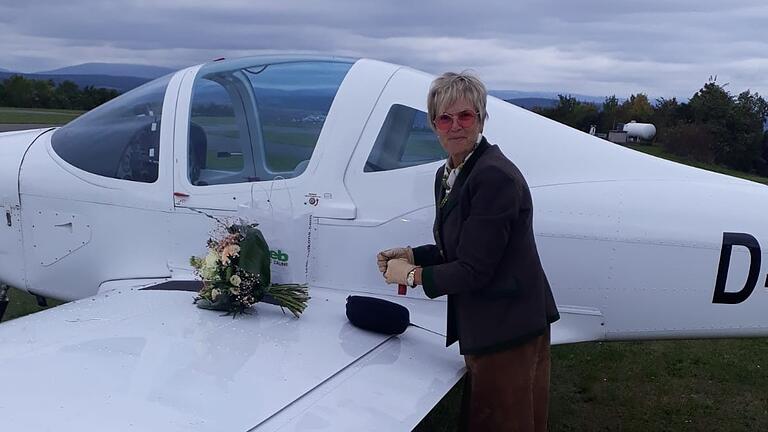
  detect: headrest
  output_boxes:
[345,295,409,335]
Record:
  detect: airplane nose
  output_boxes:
[0,129,44,289]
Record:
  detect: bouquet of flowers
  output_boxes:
[190,221,309,317]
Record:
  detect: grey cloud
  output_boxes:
[1,0,767,98]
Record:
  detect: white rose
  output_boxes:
[202,267,217,280]
[204,250,218,267]
[211,288,221,300]
[200,250,219,279]
[229,275,242,287]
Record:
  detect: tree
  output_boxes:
[534,95,599,133]
[53,80,81,109]
[527,77,766,175]
[31,79,55,109]
[729,90,768,171]
[599,95,619,132]
[80,85,119,110]
[652,97,680,129]
[659,123,716,163]
[686,80,767,171]
[761,130,768,175]
[3,75,35,108]
[0,76,120,110]
[617,93,654,124]
[688,81,732,129]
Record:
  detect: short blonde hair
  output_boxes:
[427,71,488,131]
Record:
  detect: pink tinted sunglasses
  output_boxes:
[433,110,479,131]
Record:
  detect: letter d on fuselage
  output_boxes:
[713,232,762,304]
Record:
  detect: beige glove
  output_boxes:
[376,247,414,273]
[384,259,416,285]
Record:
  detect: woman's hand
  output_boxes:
[376,247,414,273]
[384,259,416,285]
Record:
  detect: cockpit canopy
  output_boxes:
[187,60,352,186]
[50,57,355,185]
[51,75,171,183]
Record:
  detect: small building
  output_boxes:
[607,130,627,144]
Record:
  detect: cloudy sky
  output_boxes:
[1,0,766,99]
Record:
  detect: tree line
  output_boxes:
[0,75,119,111]
[534,80,768,176]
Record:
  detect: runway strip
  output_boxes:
[0,124,56,132]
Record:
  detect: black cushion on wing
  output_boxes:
[345,295,410,335]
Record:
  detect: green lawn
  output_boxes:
[1,287,65,322]
[625,143,768,185]
[547,339,768,431]
[415,338,768,431]
[0,107,83,124]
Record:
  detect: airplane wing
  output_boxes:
[0,280,464,431]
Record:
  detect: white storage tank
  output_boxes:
[623,121,656,140]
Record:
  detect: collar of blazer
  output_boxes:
[437,137,491,220]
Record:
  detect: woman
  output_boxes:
[377,72,559,432]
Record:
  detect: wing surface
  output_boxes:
[0,281,465,431]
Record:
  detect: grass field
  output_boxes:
[416,339,768,431]
[626,143,768,185]
[0,106,83,124]
[2,287,65,321]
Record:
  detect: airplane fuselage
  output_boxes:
[0,57,766,344]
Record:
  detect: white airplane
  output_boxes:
[0,55,767,431]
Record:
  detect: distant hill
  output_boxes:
[506,98,558,110]
[0,71,150,93]
[36,63,175,80]
[0,63,618,106]
[491,89,612,105]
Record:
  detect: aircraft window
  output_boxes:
[188,61,352,185]
[51,74,171,183]
[188,79,246,186]
[364,104,446,172]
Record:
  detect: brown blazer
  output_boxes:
[414,137,559,355]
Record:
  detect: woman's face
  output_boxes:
[434,97,482,161]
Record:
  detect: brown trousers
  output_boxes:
[460,328,551,432]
